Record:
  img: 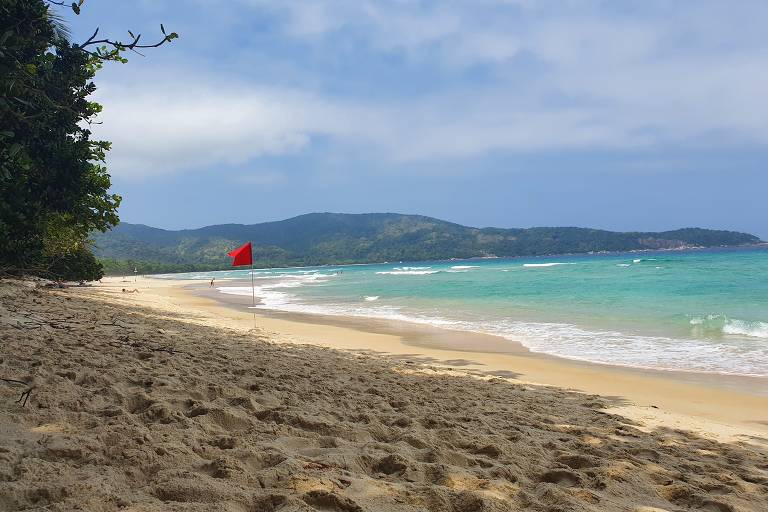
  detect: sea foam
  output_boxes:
[376,267,440,275]
[219,277,768,376]
[689,314,768,339]
[523,262,573,268]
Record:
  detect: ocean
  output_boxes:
[156,247,768,377]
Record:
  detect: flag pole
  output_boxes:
[250,242,255,308]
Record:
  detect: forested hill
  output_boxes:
[93,213,762,274]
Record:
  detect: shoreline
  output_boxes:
[109,242,768,277]
[202,281,768,389]
[88,276,768,444]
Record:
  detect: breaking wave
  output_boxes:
[522,262,573,268]
[689,314,768,339]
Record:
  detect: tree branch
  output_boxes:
[77,30,178,51]
[44,1,178,61]
[1,378,34,407]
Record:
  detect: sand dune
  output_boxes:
[1,279,767,511]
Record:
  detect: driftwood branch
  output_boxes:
[1,378,33,407]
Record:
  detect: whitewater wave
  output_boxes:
[153,268,338,281]
[364,296,380,302]
[154,273,220,280]
[450,265,480,270]
[238,273,332,281]
[689,314,768,339]
[725,320,768,338]
[523,262,573,268]
[220,281,768,376]
[376,269,440,275]
[217,272,335,307]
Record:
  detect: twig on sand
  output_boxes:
[1,378,34,407]
[106,338,185,356]
[149,346,184,355]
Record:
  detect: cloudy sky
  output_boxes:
[66,1,768,237]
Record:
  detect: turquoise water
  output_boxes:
[157,247,768,376]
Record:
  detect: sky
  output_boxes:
[64,1,768,238]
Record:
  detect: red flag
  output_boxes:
[227,242,253,266]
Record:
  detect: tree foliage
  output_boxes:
[48,245,103,281]
[0,0,175,280]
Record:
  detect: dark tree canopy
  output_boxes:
[0,0,175,280]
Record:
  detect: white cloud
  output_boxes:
[93,83,376,177]
[92,1,768,179]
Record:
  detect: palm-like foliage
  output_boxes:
[45,7,71,43]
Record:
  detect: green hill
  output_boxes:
[92,212,762,274]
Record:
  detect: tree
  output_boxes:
[47,245,103,282]
[0,0,176,280]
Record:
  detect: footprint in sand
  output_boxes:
[185,403,253,431]
[373,453,409,475]
[556,453,598,469]
[302,490,363,512]
[250,494,289,510]
[702,483,733,496]
[540,469,581,487]
[631,447,661,462]
[209,435,236,449]
[207,408,253,431]
[701,500,735,512]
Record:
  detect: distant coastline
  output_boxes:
[103,242,768,276]
[93,212,763,275]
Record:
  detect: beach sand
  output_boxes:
[1,277,767,511]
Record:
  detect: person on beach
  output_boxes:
[210,278,215,287]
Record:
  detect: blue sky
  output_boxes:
[65,1,768,238]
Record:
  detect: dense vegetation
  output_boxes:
[92,213,761,273]
[0,0,175,281]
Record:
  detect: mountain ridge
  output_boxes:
[92,212,762,274]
